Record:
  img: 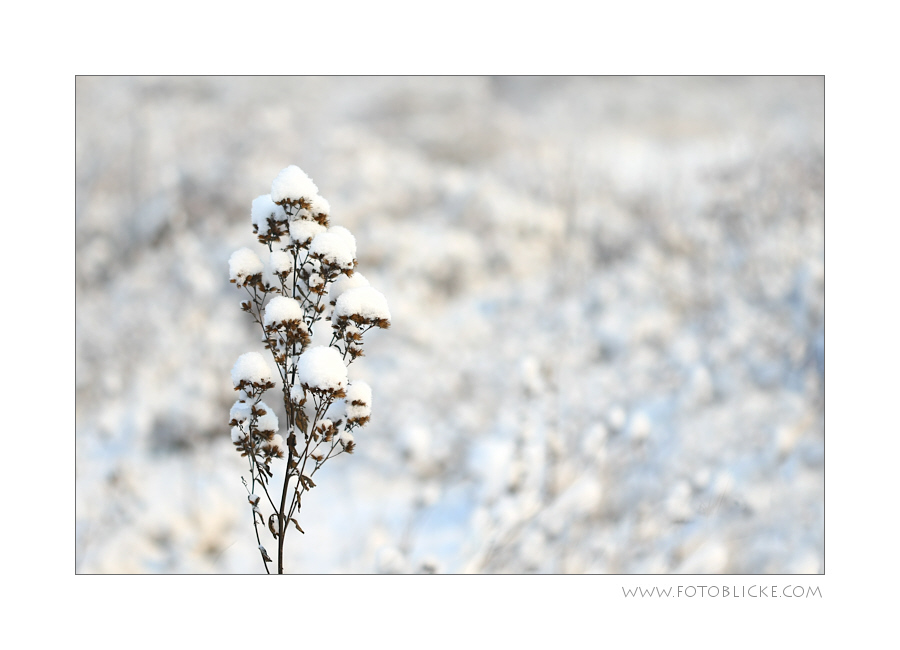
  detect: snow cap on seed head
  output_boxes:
[310,229,357,272]
[333,286,391,327]
[345,381,373,424]
[230,400,253,424]
[309,194,331,219]
[290,219,326,246]
[329,272,369,306]
[255,401,279,433]
[271,166,319,206]
[264,296,304,328]
[296,346,348,394]
[231,352,274,390]
[229,248,264,286]
[267,250,293,277]
[251,194,287,232]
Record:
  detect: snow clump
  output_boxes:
[251,195,287,234]
[231,352,273,388]
[256,403,279,433]
[308,194,331,219]
[271,165,319,205]
[269,434,285,453]
[329,272,369,305]
[230,400,252,424]
[345,381,373,423]
[267,250,293,277]
[310,230,356,271]
[229,248,263,286]
[264,296,304,328]
[295,346,348,393]
[333,286,391,324]
[290,219,326,245]
[327,226,356,257]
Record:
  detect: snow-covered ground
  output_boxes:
[75,76,824,573]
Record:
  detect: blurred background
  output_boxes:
[75,76,824,574]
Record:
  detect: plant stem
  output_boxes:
[277,445,293,574]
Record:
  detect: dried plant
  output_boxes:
[228,166,390,573]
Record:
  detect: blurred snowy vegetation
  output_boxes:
[75,76,823,573]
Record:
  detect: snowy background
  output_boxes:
[75,76,824,574]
